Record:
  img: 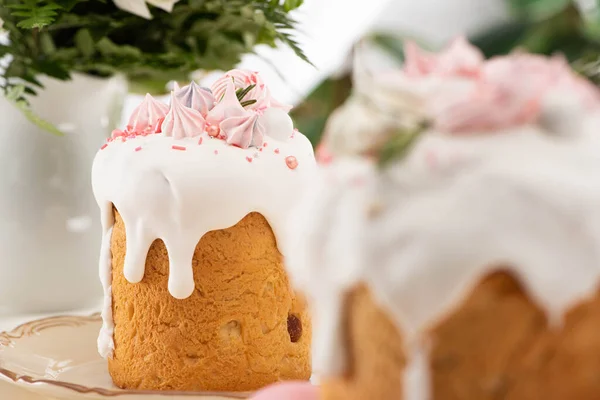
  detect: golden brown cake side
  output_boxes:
[321,284,406,400]
[322,271,600,400]
[109,210,311,392]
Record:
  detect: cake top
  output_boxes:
[92,69,316,359]
[108,69,294,149]
[286,39,600,385]
[318,37,600,160]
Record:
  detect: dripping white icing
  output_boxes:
[286,117,600,398]
[93,131,316,358]
[98,223,114,358]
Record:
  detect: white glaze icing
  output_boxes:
[92,71,316,359]
[287,116,600,397]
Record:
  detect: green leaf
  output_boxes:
[240,99,257,107]
[4,85,64,136]
[284,0,304,12]
[74,29,95,57]
[377,122,429,168]
[236,83,256,101]
[9,2,63,29]
[370,33,408,62]
[39,32,57,54]
[508,0,571,21]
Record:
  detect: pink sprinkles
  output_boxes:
[198,137,203,145]
[274,148,280,154]
[172,145,187,151]
[135,146,142,152]
[214,150,219,155]
[285,156,298,170]
[100,143,108,150]
[246,156,253,163]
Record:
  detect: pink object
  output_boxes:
[285,156,298,170]
[207,79,266,149]
[172,145,186,151]
[402,38,600,133]
[162,92,206,139]
[111,129,126,139]
[246,156,253,163]
[100,144,108,150]
[154,117,165,133]
[263,142,268,147]
[250,382,318,400]
[206,79,247,126]
[198,137,203,145]
[214,150,219,155]
[404,36,483,78]
[220,113,265,149]
[174,81,216,117]
[211,69,292,112]
[207,125,220,137]
[128,94,170,134]
[274,148,280,154]
[315,143,333,165]
[134,146,142,152]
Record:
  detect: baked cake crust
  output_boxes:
[109,211,311,391]
[323,272,600,400]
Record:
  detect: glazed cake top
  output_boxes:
[285,38,600,395]
[92,69,316,358]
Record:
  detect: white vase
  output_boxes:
[0,73,128,313]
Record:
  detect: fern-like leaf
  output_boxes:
[8,2,63,29]
[5,85,64,136]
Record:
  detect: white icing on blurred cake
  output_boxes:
[286,38,600,396]
[92,69,316,358]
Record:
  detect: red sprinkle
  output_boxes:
[263,142,268,147]
[154,117,165,133]
[198,137,203,145]
[135,146,142,152]
[207,125,220,138]
[285,156,298,170]
[214,150,219,155]
[100,144,108,150]
[274,148,280,154]
[246,156,253,163]
[259,148,263,152]
[172,145,186,151]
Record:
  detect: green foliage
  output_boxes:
[7,0,62,29]
[508,0,571,21]
[0,0,309,109]
[4,85,64,135]
[377,121,428,169]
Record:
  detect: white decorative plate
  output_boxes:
[0,314,250,399]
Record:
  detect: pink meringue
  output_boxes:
[206,79,247,126]
[404,36,484,78]
[161,92,206,139]
[127,94,170,133]
[211,69,292,112]
[220,113,266,148]
[402,38,600,133]
[174,81,216,117]
[206,79,266,148]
